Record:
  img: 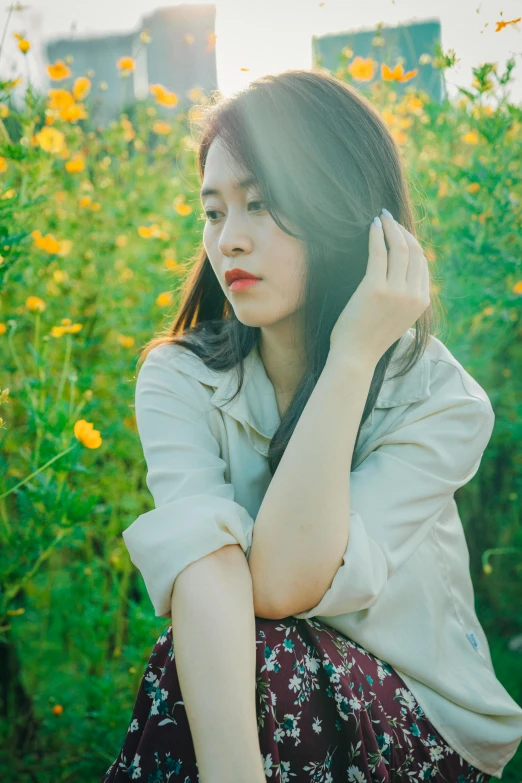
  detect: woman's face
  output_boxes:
[201,136,307,330]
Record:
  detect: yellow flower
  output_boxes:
[0,323,6,335]
[73,76,91,100]
[74,419,102,449]
[187,86,203,103]
[461,130,479,145]
[1,189,15,200]
[400,94,424,114]
[381,62,418,83]
[15,35,30,53]
[52,704,63,716]
[152,120,171,135]
[0,104,9,117]
[495,17,521,32]
[59,103,87,123]
[381,109,396,127]
[121,117,136,141]
[164,258,181,271]
[117,334,135,348]
[47,60,72,81]
[175,202,192,216]
[467,183,481,193]
[79,195,92,207]
[65,155,85,173]
[156,291,173,307]
[472,105,494,119]
[149,83,179,107]
[34,126,66,154]
[347,56,376,81]
[32,230,60,254]
[117,56,135,72]
[48,88,74,110]
[26,295,46,312]
[115,235,127,247]
[0,157,8,173]
[513,281,522,295]
[390,128,408,145]
[51,319,82,337]
[138,224,168,239]
[55,190,67,202]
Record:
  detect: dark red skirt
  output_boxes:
[101,616,492,782]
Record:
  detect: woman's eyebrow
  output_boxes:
[200,175,258,198]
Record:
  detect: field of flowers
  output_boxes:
[0,19,521,781]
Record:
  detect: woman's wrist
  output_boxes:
[327,340,379,380]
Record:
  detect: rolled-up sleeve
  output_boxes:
[122,345,255,619]
[292,362,495,620]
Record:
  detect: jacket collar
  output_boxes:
[171,328,431,455]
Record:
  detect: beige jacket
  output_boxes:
[122,327,522,778]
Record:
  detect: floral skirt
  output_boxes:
[101,615,492,782]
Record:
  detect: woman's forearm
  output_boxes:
[249,349,377,619]
[170,543,267,783]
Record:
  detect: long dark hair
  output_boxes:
[138,68,442,475]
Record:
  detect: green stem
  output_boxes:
[33,310,40,368]
[482,547,522,566]
[0,443,76,501]
[7,321,38,409]
[0,117,12,145]
[2,527,69,607]
[0,2,15,69]
[68,368,77,420]
[55,333,72,406]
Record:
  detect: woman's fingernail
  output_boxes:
[381,208,393,220]
[373,215,382,228]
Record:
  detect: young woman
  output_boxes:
[101,70,522,782]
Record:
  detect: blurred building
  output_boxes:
[45,3,218,124]
[313,18,444,102]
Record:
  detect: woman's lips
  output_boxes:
[229,278,261,291]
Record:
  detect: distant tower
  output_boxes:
[313,19,444,102]
[45,3,218,124]
[143,4,218,117]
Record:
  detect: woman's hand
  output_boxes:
[329,209,431,366]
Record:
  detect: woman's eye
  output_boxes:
[205,201,266,222]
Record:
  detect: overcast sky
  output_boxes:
[1,0,521,101]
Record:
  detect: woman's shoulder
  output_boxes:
[424,333,493,411]
[137,340,225,393]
